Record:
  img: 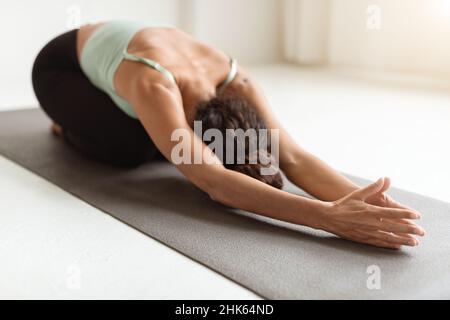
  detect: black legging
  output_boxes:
[32,29,160,168]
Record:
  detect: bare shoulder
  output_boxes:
[121,67,182,108]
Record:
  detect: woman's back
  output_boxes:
[77,21,235,122]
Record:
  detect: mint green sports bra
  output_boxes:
[80,20,238,119]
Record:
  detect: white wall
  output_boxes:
[282,0,450,79]
[329,0,450,77]
[1,0,179,83]
[0,0,179,109]
[187,0,281,64]
[328,0,450,79]
[283,0,329,65]
[0,0,181,77]
[0,0,282,109]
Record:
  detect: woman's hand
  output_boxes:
[365,177,413,211]
[319,178,426,250]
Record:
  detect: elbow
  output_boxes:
[181,163,232,205]
[196,170,232,205]
[209,190,233,207]
[207,190,221,203]
[281,150,304,173]
[205,180,229,205]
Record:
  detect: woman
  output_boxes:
[32,20,425,249]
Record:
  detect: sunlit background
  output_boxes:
[2,0,450,107]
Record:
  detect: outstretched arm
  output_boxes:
[226,67,359,201]
[123,75,424,249]
[229,67,424,217]
[127,77,325,229]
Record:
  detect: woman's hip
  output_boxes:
[32,28,80,107]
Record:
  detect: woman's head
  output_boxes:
[195,95,283,189]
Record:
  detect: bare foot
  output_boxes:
[51,123,63,137]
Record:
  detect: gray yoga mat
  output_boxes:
[1,108,449,299]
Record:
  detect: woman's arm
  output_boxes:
[228,67,423,215]
[125,75,424,249]
[126,76,324,228]
[227,67,361,201]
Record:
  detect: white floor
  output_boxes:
[1,64,449,299]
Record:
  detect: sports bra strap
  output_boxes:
[123,49,177,85]
[218,58,238,93]
[123,50,238,92]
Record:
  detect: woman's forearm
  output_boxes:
[208,168,327,229]
[207,169,424,250]
[284,150,359,202]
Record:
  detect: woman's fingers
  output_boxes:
[386,198,424,219]
[340,231,402,250]
[330,180,426,250]
[364,206,426,235]
[371,206,421,220]
[379,177,391,194]
[395,232,420,240]
[351,178,386,201]
[353,229,417,248]
[384,218,419,226]
[375,219,425,236]
[358,237,402,250]
[370,231,419,247]
[339,228,420,249]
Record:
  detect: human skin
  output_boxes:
[73,23,425,249]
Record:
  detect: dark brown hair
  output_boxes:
[195,95,283,189]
